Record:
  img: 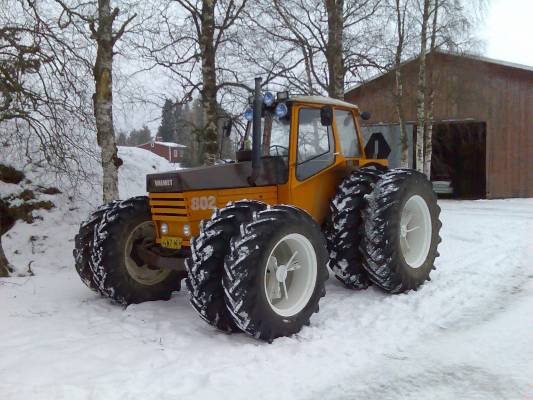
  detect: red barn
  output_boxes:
[137,140,186,163]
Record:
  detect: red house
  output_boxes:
[137,139,186,163]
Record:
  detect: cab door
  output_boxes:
[286,105,346,224]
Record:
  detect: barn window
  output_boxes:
[174,149,178,157]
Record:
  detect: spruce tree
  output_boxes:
[157,99,176,142]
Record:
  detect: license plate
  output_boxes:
[161,236,182,250]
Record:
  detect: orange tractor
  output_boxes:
[74,78,441,341]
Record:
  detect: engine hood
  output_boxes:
[146,158,288,193]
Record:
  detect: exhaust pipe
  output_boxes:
[249,77,262,185]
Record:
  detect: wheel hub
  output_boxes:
[263,233,317,317]
[124,221,171,285]
[276,265,288,282]
[399,195,432,269]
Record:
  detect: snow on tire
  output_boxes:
[88,196,182,305]
[223,205,328,342]
[73,201,119,293]
[185,200,267,333]
[326,167,383,289]
[361,169,442,293]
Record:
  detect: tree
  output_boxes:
[55,0,136,202]
[246,0,382,98]
[391,0,412,167]
[137,0,247,165]
[128,125,152,146]
[415,0,431,173]
[1,0,96,275]
[157,99,177,142]
[116,130,128,146]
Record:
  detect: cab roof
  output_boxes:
[288,95,359,111]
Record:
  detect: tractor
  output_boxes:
[74,78,441,342]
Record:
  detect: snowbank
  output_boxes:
[0,146,176,275]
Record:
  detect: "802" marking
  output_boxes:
[190,196,216,210]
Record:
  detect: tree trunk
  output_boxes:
[415,0,431,173]
[93,0,120,203]
[393,0,408,167]
[200,0,218,166]
[424,0,439,178]
[0,236,13,277]
[325,0,345,99]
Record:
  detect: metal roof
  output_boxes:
[289,95,359,110]
[345,50,533,93]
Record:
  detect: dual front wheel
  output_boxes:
[187,202,328,341]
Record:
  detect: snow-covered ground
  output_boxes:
[1,151,532,399]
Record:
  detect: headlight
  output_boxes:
[275,102,288,118]
[263,91,274,106]
[160,223,169,235]
[244,107,253,121]
[183,224,191,236]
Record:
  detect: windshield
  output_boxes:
[244,111,290,157]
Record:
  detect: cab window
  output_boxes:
[296,108,334,180]
[335,109,360,157]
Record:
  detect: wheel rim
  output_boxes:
[263,233,317,317]
[124,221,171,285]
[399,195,432,269]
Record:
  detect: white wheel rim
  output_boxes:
[125,221,171,285]
[263,233,317,317]
[399,195,432,269]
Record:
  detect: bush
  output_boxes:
[0,164,25,184]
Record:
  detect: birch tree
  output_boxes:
[247,0,382,99]
[136,0,247,165]
[391,0,411,167]
[415,0,431,173]
[424,0,439,177]
[55,0,136,202]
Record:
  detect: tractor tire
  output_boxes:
[223,205,328,341]
[86,196,182,305]
[325,167,383,289]
[73,201,118,293]
[361,169,442,293]
[185,200,267,333]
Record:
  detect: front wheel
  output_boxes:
[223,205,328,342]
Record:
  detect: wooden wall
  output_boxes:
[345,52,533,198]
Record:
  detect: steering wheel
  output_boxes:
[269,145,289,157]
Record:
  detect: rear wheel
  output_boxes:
[325,167,383,289]
[85,196,182,304]
[223,205,328,341]
[361,169,442,293]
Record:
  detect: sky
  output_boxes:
[477,0,533,67]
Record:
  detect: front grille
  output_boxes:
[149,193,188,221]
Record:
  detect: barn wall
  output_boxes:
[345,52,533,198]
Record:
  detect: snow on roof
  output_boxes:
[137,141,187,148]
[154,141,187,148]
[289,95,359,110]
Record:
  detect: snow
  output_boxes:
[1,149,532,399]
[154,141,187,148]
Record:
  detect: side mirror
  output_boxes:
[320,106,333,126]
[360,111,371,121]
[223,119,232,137]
